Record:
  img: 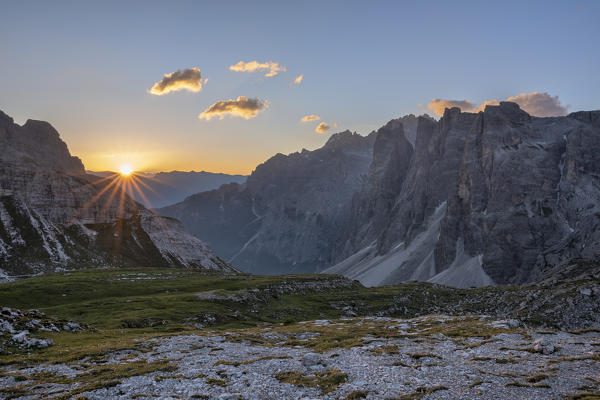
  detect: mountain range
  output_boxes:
[2,104,599,289]
[88,170,247,208]
[160,104,600,287]
[0,110,235,280]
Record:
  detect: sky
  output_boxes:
[1,0,599,174]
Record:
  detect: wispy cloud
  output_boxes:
[427,92,568,117]
[291,74,303,85]
[301,114,320,122]
[315,122,330,134]
[228,60,286,77]
[198,96,268,120]
[149,68,203,95]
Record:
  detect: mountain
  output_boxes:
[0,110,235,279]
[326,103,600,287]
[88,170,247,208]
[159,130,377,274]
[160,104,600,287]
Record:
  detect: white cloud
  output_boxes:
[427,92,568,117]
[198,96,268,120]
[315,122,330,134]
[301,114,320,122]
[291,74,303,85]
[149,68,203,95]
[228,60,286,77]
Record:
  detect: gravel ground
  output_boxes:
[1,315,599,399]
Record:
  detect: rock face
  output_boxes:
[327,103,600,287]
[0,110,235,279]
[160,104,600,286]
[159,130,376,274]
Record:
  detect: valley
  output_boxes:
[0,267,599,399]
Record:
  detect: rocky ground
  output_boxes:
[1,315,598,399]
[0,307,88,352]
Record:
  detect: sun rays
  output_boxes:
[66,171,184,265]
[71,171,169,224]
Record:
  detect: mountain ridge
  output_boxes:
[0,110,235,279]
[88,170,247,208]
[160,104,600,287]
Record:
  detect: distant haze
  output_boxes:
[88,170,247,208]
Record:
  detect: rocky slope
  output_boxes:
[159,130,376,274]
[3,315,599,400]
[0,110,235,279]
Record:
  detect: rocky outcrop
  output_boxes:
[0,111,235,279]
[159,130,376,274]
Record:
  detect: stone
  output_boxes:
[301,352,324,368]
[533,338,555,355]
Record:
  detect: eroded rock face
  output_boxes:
[161,103,599,285]
[434,103,600,285]
[335,120,414,260]
[0,111,234,278]
[328,102,600,287]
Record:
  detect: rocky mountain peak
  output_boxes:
[323,130,363,149]
[483,101,531,123]
[0,110,234,278]
[0,112,84,173]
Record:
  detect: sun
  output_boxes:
[119,165,133,176]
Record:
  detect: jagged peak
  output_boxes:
[0,109,14,125]
[323,129,357,147]
[482,101,531,123]
[0,111,84,173]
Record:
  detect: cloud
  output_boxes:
[301,114,320,122]
[315,122,330,134]
[291,74,303,85]
[505,92,568,117]
[427,92,567,117]
[427,99,478,115]
[198,96,268,120]
[149,68,203,95]
[228,60,286,77]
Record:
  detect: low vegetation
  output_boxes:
[274,369,348,394]
[0,265,553,367]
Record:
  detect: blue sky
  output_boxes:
[1,0,598,173]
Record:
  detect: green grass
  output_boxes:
[0,268,362,330]
[0,266,536,367]
[274,369,348,394]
